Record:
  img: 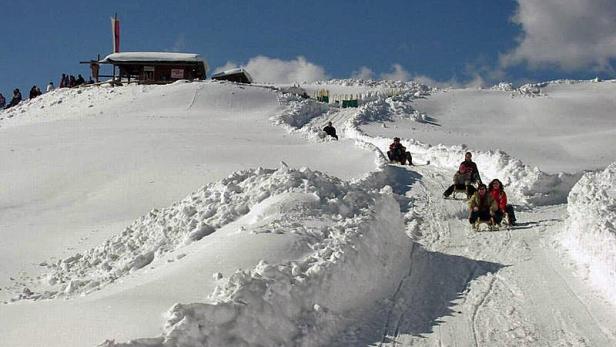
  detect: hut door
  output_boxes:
[143,66,155,81]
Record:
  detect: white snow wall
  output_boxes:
[561,162,616,304]
[103,175,412,346]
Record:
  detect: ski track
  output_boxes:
[185,82,201,111]
[363,163,616,347]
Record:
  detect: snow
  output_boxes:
[0,78,615,346]
[560,163,616,303]
[101,52,204,63]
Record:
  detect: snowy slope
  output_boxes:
[396,80,616,173]
[0,79,615,347]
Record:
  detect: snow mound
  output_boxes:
[270,94,328,135]
[489,81,544,97]
[24,164,386,300]
[491,82,515,92]
[101,175,411,346]
[560,162,616,304]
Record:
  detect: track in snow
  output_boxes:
[332,164,616,346]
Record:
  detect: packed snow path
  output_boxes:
[333,164,616,346]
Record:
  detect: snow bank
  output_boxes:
[560,162,616,304]
[417,146,582,206]
[100,167,411,346]
[270,94,328,136]
[22,163,388,300]
[341,90,581,206]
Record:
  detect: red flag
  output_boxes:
[111,16,120,53]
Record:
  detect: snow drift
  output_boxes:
[561,162,616,304]
[98,166,411,346]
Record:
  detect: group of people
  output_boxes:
[1,89,22,109]
[2,83,52,109]
[443,152,517,227]
[59,73,90,88]
[1,72,91,110]
[324,123,516,230]
[29,85,43,99]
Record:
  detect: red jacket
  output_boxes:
[489,189,507,211]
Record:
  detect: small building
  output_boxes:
[99,52,208,84]
[211,68,253,84]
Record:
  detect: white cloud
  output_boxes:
[501,0,616,71]
[351,66,375,80]
[214,56,328,83]
[380,64,411,81]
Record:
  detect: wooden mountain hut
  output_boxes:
[99,52,208,84]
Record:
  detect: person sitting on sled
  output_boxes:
[387,137,413,165]
[468,183,498,226]
[323,121,338,140]
[488,178,517,226]
[443,151,482,199]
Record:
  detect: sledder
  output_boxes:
[443,152,482,199]
[387,137,413,165]
[488,179,517,227]
[468,183,498,231]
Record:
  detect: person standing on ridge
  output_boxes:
[59,73,67,88]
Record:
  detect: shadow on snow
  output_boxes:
[334,243,505,346]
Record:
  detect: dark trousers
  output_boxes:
[505,205,516,223]
[494,205,517,225]
[469,210,492,224]
[443,184,476,198]
[387,150,413,165]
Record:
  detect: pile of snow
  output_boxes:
[491,82,514,92]
[92,166,411,346]
[560,162,616,304]
[489,81,543,97]
[270,94,328,134]
[517,83,544,97]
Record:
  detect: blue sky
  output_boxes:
[2,0,616,97]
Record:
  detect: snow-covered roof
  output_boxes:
[211,68,253,83]
[101,52,204,63]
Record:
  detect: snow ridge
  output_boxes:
[101,171,411,346]
[30,165,375,300]
[561,162,616,304]
[340,91,581,206]
[270,94,328,139]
